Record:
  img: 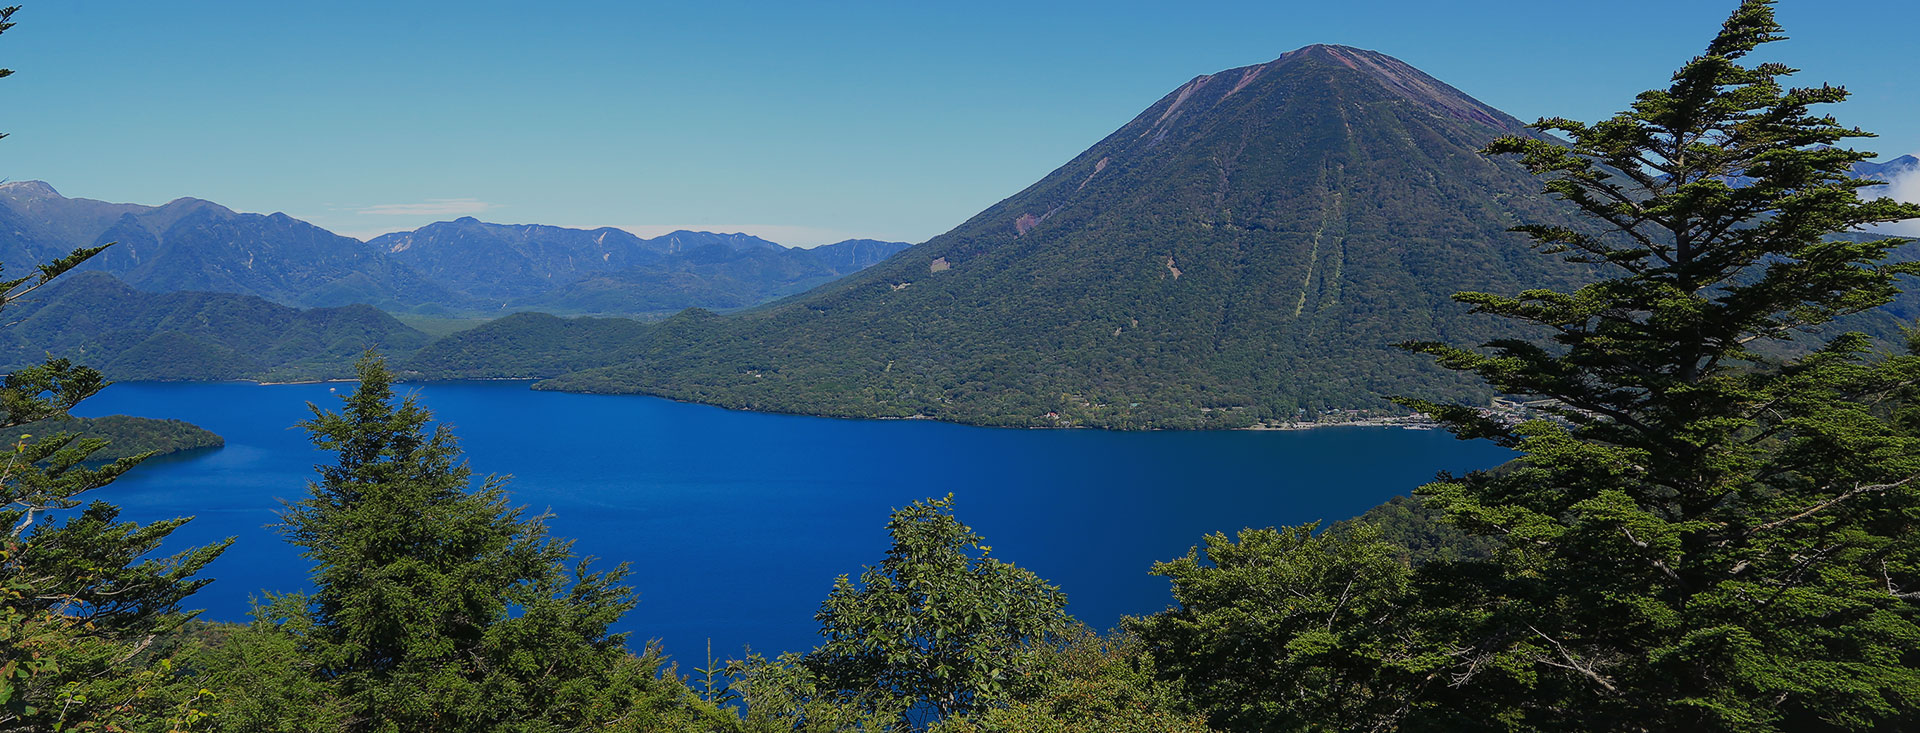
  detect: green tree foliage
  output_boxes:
[262,354,724,732]
[1332,494,1499,564]
[0,364,231,730]
[1129,524,1418,732]
[730,653,907,733]
[0,9,231,729]
[5,415,223,463]
[1383,1,1920,729]
[0,271,432,382]
[1127,4,1920,731]
[404,312,651,380]
[930,628,1213,733]
[183,598,348,733]
[734,497,1071,731]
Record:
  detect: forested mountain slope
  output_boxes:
[424,45,1596,428]
[0,271,431,381]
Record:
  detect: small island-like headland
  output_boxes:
[7,415,225,462]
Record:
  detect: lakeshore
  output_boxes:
[80,379,1513,663]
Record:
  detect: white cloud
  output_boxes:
[331,227,416,242]
[1877,160,1920,237]
[356,198,495,217]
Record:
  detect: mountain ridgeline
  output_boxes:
[0,182,458,311]
[369,218,909,316]
[0,181,909,317]
[415,45,1596,428]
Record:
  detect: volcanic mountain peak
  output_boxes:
[1294,45,1517,130]
[952,43,1547,256]
[1138,44,1524,153]
[0,180,60,199]
[455,45,1595,428]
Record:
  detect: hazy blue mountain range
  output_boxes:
[0,181,459,311]
[1703,153,1915,189]
[1852,154,1917,181]
[0,181,910,317]
[414,44,1604,428]
[367,217,910,315]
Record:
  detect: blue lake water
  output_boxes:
[75,381,1512,665]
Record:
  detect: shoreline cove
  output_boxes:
[80,380,1513,663]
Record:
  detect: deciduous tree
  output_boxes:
[736,497,1071,731]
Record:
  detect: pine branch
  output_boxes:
[1742,474,1919,537]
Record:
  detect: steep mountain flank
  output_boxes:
[427,45,1595,428]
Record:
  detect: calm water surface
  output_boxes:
[77,381,1512,663]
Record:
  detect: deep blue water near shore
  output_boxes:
[76,381,1512,665]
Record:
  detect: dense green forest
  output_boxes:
[4,414,222,462]
[404,311,652,378]
[0,270,431,381]
[5,2,1919,732]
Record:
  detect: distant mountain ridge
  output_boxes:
[415,44,1600,428]
[368,218,781,301]
[364,217,910,314]
[1855,154,1918,180]
[0,181,458,311]
[1704,154,1916,189]
[0,182,910,317]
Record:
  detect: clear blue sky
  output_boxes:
[4,1,1914,245]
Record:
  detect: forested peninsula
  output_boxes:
[4,414,223,462]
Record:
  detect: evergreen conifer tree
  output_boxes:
[1392,1,1920,729]
[1126,523,1418,732]
[276,354,673,732]
[0,6,230,729]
